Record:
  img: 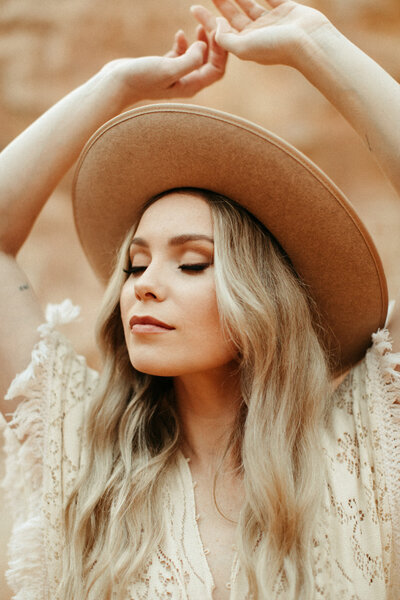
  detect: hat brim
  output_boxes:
[72,103,388,373]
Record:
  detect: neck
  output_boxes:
[174,361,241,471]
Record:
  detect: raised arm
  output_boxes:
[0,28,227,416]
[193,0,400,350]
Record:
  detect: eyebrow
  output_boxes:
[130,234,214,248]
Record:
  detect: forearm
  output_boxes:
[296,22,400,195]
[0,31,223,257]
[0,69,128,256]
[207,0,400,195]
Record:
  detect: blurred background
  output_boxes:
[1,0,400,597]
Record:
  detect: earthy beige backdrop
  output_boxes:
[1,0,400,597]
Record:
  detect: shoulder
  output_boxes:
[2,300,100,598]
[385,297,400,354]
[327,327,400,480]
[321,327,400,589]
[332,325,399,415]
[3,299,100,494]
[5,299,98,400]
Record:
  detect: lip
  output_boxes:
[129,315,175,333]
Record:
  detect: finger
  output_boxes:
[197,25,210,63]
[176,30,189,55]
[190,5,217,32]
[171,63,219,97]
[165,30,189,58]
[165,40,207,80]
[211,0,252,30]
[170,32,228,97]
[214,16,245,55]
[209,30,229,72]
[235,0,267,19]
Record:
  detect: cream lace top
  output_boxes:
[2,300,400,599]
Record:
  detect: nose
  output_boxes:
[133,265,167,302]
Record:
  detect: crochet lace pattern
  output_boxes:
[2,300,399,599]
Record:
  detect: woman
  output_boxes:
[1,0,399,598]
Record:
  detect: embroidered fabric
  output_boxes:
[1,302,399,599]
[2,300,99,600]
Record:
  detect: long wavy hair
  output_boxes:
[59,188,331,599]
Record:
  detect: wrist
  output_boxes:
[91,61,142,115]
[292,20,361,104]
[289,18,340,74]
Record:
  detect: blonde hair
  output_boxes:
[59,189,331,599]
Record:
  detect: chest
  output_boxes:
[189,463,244,600]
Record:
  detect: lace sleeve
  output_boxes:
[316,327,400,598]
[365,329,400,589]
[1,299,99,600]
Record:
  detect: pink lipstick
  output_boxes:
[129,315,175,334]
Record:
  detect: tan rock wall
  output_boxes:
[1,1,400,598]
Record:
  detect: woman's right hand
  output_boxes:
[0,22,227,412]
[191,0,332,70]
[101,25,227,111]
[0,23,228,261]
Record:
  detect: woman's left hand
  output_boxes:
[193,0,400,355]
[190,0,330,69]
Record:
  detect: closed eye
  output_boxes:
[123,263,211,277]
[123,266,146,276]
[179,263,211,273]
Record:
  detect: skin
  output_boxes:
[119,194,244,599]
[191,0,400,352]
[120,192,237,380]
[0,25,228,414]
[120,192,242,463]
[2,0,399,410]
[1,1,399,596]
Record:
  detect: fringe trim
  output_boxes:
[1,299,80,600]
[369,329,400,594]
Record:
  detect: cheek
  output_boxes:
[120,281,129,307]
[120,275,236,376]
[120,287,127,320]
[120,280,135,338]
[178,284,235,364]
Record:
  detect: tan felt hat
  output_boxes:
[72,103,388,372]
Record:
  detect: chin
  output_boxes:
[130,360,179,378]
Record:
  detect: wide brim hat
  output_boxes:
[72,103,388,373]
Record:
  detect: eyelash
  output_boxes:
[123,263,211,276]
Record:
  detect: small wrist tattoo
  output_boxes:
[18,283,29,291]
